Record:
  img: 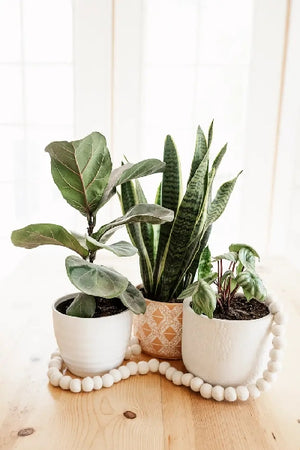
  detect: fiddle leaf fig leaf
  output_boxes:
[65,256,128,298]
[192,279,216,319]
[116,282,146,314]
[66,293,96,318]
[177,281,199,299]
[45,132,112,216]
[11,223,89,258]
[86,236,137,257]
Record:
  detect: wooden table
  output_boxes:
[0,250,299,449]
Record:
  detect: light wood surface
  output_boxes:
[0,251,299,450]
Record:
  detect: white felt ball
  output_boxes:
[138,361,149,375]
[48,359,62,370]
[50,351,61,358]
[131,344,142,355]
[263,370,277,383]
[130,336,139,346]
[268,360,282,373]
[126,361,138,375]
[59,375,72,390]
[47,367,60,379]
[109,369,122,383]
[274,311,286,325]
[256,378,270,392]
[70,378,81,393]
[269,348,283,361]
[172,371,184,386]
[200,383,212,399]
[268,302,282,315]
[82,377,94,392]
[148,359,160,373]
[124,348,132,360]
[119,365,131,379]
[49,372,63,387]
[181,373,194,387]
[224,387,237,402]
[159,362,170,375]
[165,367,177,381]
[247,384,261,399]
[236,386,249,401]
[271,324,284,336]
[264,295,273,306]
[93,376,103,390]
[102,373,114,388]
[272,336,284,350]
[212,385,225,402]
[191,377,204,392]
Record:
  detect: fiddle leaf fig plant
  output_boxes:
[178,244,267,318]
[11,132,174,317]
[120,123,242,302]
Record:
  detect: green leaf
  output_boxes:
[99,159,165,207]
[177,281,199,299]
[45,132,112,216]
[93,203,174,241]
[210,144,227,175]
[66,293,96,318]
[11,223,89,258]
[213,251,238,262]
[204,272,218,285]
[192,279,216,318]
[135,180,154,265]
[116,282,146,314]
[198,247,213,279]
[235,271,267,301]
[65,256,128,298]
[238,247,256,274]
[155,182,162,205]
[206,171,242,227]
[86,236,137,257]
[221,270,234,284]
[208,120,214,148]
[229,243,260,259]
[188,125,208,184]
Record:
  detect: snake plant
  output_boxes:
[11,132,173,317]
[120,124,242,302]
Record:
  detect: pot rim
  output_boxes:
[183,297,272,324]
[52,292,130,321]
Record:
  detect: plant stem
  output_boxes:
[87,214,97,263]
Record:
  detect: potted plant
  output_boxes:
[119,123,241,359]
[11,131,174,378]
[180,244,284,400]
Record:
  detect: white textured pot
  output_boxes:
[182,297,273,387]
[53,293,133,377]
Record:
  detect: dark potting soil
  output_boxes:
[209,296,269,320]
[56,297,127,318]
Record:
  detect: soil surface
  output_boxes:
[210,296,269,320]
[56,297,127,318]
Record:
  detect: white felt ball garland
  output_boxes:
[47,298,286,401]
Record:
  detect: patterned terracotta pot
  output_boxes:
[134,296,183,359]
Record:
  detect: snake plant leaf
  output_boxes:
[235,270,267,302]
[206,171,242,228]
[213,251,238,262]
[135,180,154,265]
[93,204,174,241]
[229,243,260,258]
[65,256,128,298]
[238,247,256,274]
[177,281,199,299]
[116,282,146,314]
[188,125,208,184]
[99,159,165,207]
[198,247,213,279]
[155,182,162,205]
[210,144,227,175]
[207,120,214,148]
[66,293,96,318]
[11,223,89,258]
[86,236,137,257]
[45,132,112,216]
[192,279,216,318]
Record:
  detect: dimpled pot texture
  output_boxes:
[53,293,132,377]
[182,298,273,386]
[134,297,183,359]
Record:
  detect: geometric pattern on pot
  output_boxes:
[134,298,183,359]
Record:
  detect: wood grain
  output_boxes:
[0,254,299,450]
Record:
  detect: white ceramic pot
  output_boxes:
[182,297,273,387]
[53,293,133,377]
